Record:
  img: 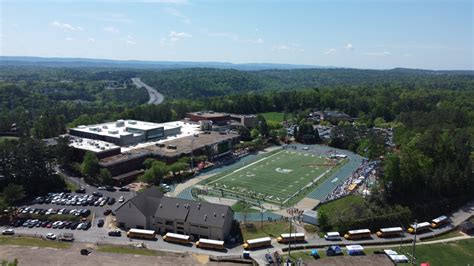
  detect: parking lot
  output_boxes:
[7,187,135,239]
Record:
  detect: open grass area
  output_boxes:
[0,236,71,249]
[231,201,259,213]
[282,239,474,266]
[366,239,474,266]
[96,244,160,256]
[205,150,336,205]
[240,221,293,241]
[259,112,293,123]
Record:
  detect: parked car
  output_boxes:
[119,187,130,192]
[103,209,112,216]
[2,229,14,235]
[46,233,56,240]
[105,186,116,192]
[108,230,121,237]
[107,198,116,205]
[118,196,125,203]
[75,187,86,193]
[97,186,107,190]
[92,192,102,197]
[264,254,274,264]
[97,219,104,227]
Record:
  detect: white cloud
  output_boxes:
[65,37,74,41]
[103,26,119,33]
[208,32,263,44]
[87,37,96,43]
[403,53,413,57]
[169,31,192,41]
[123,35,136,45]
[275,45,289,50]
[325,48,336,55]
[51,21,84,31]
[364,51,391,56]
[273,43,303,52]
[137,0,188,3]
[164,7,191,24]
[345,43,354,50]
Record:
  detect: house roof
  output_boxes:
[117,186,233,228]
[115,186,163,215]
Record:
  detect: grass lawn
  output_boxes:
[283,239,474,266]
[366,239,474,266]
[231,201,259,212]
[259,112,293,123]
[240,221,294,241]
[206,150,335,205]
[421,230,463,242]
[317,195,366,231]
[96,244,160,256]
[0,236,71,249]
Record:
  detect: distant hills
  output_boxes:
[0,56,324,71]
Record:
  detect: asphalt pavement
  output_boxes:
[131,77,164,105]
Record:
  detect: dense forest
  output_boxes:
[140,68,474,98]
[0,65,473,218]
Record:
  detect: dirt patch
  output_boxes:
[0,244,228,266]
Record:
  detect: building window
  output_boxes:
[165,220,173,226]
[177,222,184,225]
[177,226,184,230]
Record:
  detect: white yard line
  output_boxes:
[207,149,284,185]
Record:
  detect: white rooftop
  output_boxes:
[68,136,119,153]
[72,119,178,139]
[121,121,201,152]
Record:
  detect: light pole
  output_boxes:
[411,220,417,265]
[190,137,195,172]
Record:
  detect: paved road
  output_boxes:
[131,77,164,105]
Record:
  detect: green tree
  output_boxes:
[169,162,188,177]
[81,151,99,178]
[2,184,25,204]
[318,209,330,231]
[250,128,260,139]
[98,168,113,185]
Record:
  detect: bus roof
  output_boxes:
[280,233,305,238]
[380,227,403,233]
[165,232,190,240]
[410,222,430,229]
[128,228,155,235]
[348,229,371,234]
[326,232,340,236]
[247,237,271,244]
[431,215,448,223]
[198,238,224,245]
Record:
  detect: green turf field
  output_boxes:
[205,150,336,205]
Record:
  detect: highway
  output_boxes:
[131,77,164,105]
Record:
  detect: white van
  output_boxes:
[324,232,341,241]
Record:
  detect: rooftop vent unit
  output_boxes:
[197,203,201,210]
[115,120,125,127]
[213,212,216,217]
[159,204,162,208]
[108,129,119,135]
[204,214,207,221]
[102,125,108,129]
[128,120,137,125]
[222,214,225,218]
[78,125,86,129]
[176,203,179,208]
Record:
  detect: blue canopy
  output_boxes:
[311,250,318,255]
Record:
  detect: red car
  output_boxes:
[46,222,53,228]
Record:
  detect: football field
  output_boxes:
[205,150,338,205]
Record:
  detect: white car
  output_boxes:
[2,229,14,235]
[303,147,309,150]
[118,196,124,203]
[98,186,107,190]
[46,233,56,240]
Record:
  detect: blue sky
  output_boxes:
[1,0,472,70]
